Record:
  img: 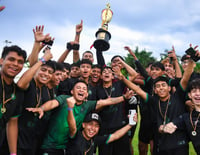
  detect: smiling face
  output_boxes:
[82,121,100,140]
[188,88,200,107]
[150,67,164,79]
[111,57,123,70]
[71,82,88,105]
[0,51,25,79]
[35,65,54,86]
[154,81,171,101]
[101,68,114,83]
[91,67,101,83]
[50,70,63,86]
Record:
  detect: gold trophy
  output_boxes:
[94,3,113,51]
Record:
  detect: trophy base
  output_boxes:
[94,28,111,51]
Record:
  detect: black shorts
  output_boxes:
[139,118,154,144]
[157,145,189,155]
[98,133,131,155]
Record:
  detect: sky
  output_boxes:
[1,0,200,64]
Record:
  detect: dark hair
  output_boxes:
[79,59,92,67]
[153,75,169,86]
[70,62,80,69]
[187,79,200,92]
[83,51,93,56]
[101,66,113,74]
[1,45,27,61]
[111,55,124,62]
[92,64,102,70]
[151,62,165,71]
[54,62,64,71]
[43,60,56,73]
[72,79,88,90]
[181,54,189,62]
[62,62,71,71]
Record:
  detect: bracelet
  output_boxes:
[39,57,46,64]
[123,95,126,101]
[67,107,73,111]
[10,153,17,155]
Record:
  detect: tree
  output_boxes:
[124,46,156,69]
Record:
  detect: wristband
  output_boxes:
[42,40,54,46]
[10,154,17,155]
[67,107,73,111]
[72,44,80,50]
[39,57,46,64]
[123,95,126,101]
[66,42,72,50]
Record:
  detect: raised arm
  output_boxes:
[180,58,195,90]
[168,46,182,78]
[113,65,147,100]
[124,46,149,79]
[66,97,77,137]
[17,49,52,90]
[116,56,138,82]
[73,20,83,63]
[28,25,51,66]
[57,42,72,63]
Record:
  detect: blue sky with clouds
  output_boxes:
[1,0,200,64]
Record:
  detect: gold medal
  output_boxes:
[192,131,197,136]
[190,111,200,137]
[1,107,6,113]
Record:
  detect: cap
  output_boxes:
[84,113,102,126]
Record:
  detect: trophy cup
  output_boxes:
[93,3,113,51]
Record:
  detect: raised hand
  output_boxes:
[43,47,53,61]
[168,46,177,61]
[33,25,50,43]
[76,20,83,34]
[66,96,76,108]
[124,46,138,60]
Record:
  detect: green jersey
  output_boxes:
[42,95,97,149]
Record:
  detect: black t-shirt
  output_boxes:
[173,110,200,154]
[66,130,109,155]
[146,83,189,150]
[0,77,24,146]
[96,80,126,132]
[18,79,51,149]
[57,77,97,100]
[57,78,77,96]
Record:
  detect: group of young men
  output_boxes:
[1,20,200,155]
